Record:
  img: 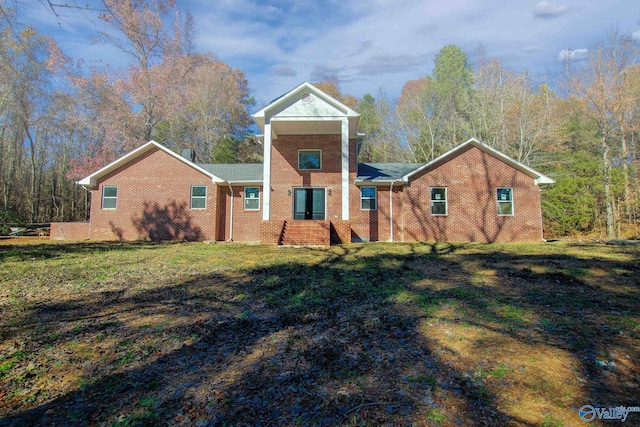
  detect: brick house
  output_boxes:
[51,82,554,244]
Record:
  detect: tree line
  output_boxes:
[349,41,640,240]
[1,1,638,239]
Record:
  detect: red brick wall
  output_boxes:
[330,220,351,244]
[400,145,543,243]
[269,135,354,221]
[216,185,262,242]
[50,222,90,240]
[80,139,543,244]
[89,147,217,241]
[350,186,403,242]
[260,220,285,245]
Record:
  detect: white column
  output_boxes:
[262,121,272,221]
[341,118,349,220]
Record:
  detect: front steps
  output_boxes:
[279,220,330,246]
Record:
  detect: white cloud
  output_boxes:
[522,46,541,54]
[32,0,634,105]
[557,48,589,62]
[533,1,571,19]
[309,64,348,81]
[270,64,297,77]
[355,54,430,76]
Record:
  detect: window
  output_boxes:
[497,188,513,215]
[298,149,321,170]
[191,186,207,209]
[430,187,447,215]
[244,187,260,210]
[102,186,118,209]
[361,186,377,210]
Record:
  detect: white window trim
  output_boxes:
[244,187,260,211]
[360,186,377,211]
[496,187,514,216]
[191,185,207,210]
[430,187,448,216]
[298,149,322,171]
[102,185,118,210]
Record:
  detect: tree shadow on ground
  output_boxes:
[1,243,638,426]
[0,241,174,263]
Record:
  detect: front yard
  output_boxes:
[1,240,639,426]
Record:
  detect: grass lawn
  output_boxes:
[0,240,639,426]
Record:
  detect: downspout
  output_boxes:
[538,186,546,242]
[227,182,234,242]
[389,182,394,242]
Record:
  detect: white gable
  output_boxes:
[252,82,362,139]
[275,92,346,118]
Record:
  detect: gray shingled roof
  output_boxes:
[197,162,425,183]
[199,163,263,182]
[356,163,425,182]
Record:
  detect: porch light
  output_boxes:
[287,189,291,196]
[328,189,332,196]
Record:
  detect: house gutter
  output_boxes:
[227,182,234,242]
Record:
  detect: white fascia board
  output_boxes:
[226,180,264,186]
[354,180,406,186]
[535,176,556,185]
[271,116,347,121]
[76,140,224,188]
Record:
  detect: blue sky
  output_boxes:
[17,0,640,108]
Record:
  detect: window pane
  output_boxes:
[498,202,513,215]
[192,186,207,197]
[245,198,259,210]
[103,186,117,197]
[365,199,377,210]
[103,198,117,209]
[497,188,512,202]
[299,150,321,169]
[431,188,446,201]
[361,187,376,198]
[361,187,376,210]
[245,187,259,198]
[312,189,325,218]
[431,201,446,215]
[191,198,205,209]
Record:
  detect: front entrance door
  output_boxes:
[293,188,325,220]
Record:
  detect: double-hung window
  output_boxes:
[361,186,377,210]
[244,187,260,210]
[497,188,514,215]
[430,187,447,215]
[298,149,321,170]
[191,186,207,209]
[102,186,118,209]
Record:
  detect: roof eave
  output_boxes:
[226,180,264,186]
[535,176,556,185]
[354,179,407,186]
